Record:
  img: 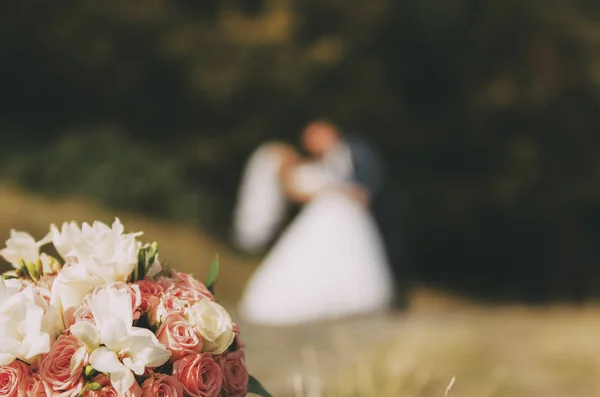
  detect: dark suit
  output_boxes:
[345,136,411,308]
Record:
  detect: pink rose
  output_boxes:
[157,277,175,290]
[216,351,248,397]
[88,375,142,397]
[24,374,47,397]
[0,359,31,397]
[156,314,203,361]
[141,374,184,397]
[65,303,94,330]
[173,353,223,397]
[230,323,245,361]
[38,275,57,290]
[232,323,246,351]
[38,334,86,395]
[134,279,165,312]
[72,305,95,324]
[149,295,188,326]
[170,271,215,303]
[41,380,84,397]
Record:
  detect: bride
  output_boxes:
[233,142,393,325]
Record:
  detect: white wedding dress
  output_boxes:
[235,146,393,325]
[232,144,288,254]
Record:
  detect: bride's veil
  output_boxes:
[232,142,290,253]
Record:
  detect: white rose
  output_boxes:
[49,218,142,283]
[186,300,235,354]
[0,279,62,365]
[0,229,51,269]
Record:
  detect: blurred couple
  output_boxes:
[233,120,408,325]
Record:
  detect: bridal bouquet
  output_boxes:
[0,219,270,397]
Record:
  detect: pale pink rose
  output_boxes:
[88,375,142,397]
[34,276,56,304]
[38,334,86,395]
[134,279,165,312]
[38,275,57,290]
[156,314,203,361]
[72,304,95,324]
[149,295,188,326]
[231,323,246,360]
[169,271,215,303]
[157,277,175,290]
[24,375,46,397]
[173,353,223,397]
[141,374,184,397]
[42,379,84,397]
[33,285,52,305]
[216,351,248,397]
[0,359,31,397]
[142,368,156,377]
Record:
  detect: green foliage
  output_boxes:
[132,243,159,282]
[205,254,220,293]
[248,375,273,397]
[1,127,214,228]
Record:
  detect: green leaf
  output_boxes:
[18,259,29,278]
[136,247,147,281]
[205,254,220,291]
[25,261,40,282]
[87,383,102,391]
[247,375,272,397]
[147,241,159,266]
[83,365,96,377]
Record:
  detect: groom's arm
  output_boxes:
[349,139,385,199]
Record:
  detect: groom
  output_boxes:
[301,120,411,309]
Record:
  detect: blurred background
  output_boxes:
[1,1,600,396]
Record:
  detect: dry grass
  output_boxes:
[319,307,600,397]
[1,185,599,397]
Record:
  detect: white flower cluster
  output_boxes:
[0,219,237,395]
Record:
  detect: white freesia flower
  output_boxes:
[49,218,142,283]
[48,219,142,325]
[70,283,170,394]
[0,279,62,365]
[0,229,51,268]
[186,299,235,354]
[49,220,85,259]
[50,263,104,328]
[39,253,62,275]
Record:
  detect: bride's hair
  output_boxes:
[260,141,300,167]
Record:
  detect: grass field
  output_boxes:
[319,305,600,397]
[0,185,599,397]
